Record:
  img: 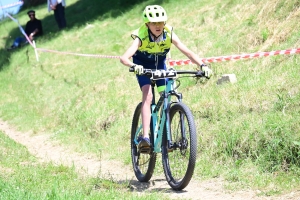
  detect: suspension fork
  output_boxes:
[165,90,177,149]
[165,99,173,149]
[166,89,185,149]
[180,110,187,140]
[176,92,187,140]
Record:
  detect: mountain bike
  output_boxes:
[129,67,206,190]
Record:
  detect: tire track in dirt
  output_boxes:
[0,120,298,200]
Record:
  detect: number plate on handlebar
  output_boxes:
[151,70,177,80]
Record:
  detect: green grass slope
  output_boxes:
[1,0,300,196]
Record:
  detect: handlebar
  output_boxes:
[129,67,206,80]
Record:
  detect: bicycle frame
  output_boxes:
[134,78,182,153]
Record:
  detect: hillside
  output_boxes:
[1,0,300,199]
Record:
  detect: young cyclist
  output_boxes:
[120,5,212,148]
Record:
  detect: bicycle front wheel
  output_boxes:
[162,102,197,190]
[131,102,156,182]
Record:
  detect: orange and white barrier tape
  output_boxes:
[169,48,300,66]
[35,48,300,65]
[0,1,23,9]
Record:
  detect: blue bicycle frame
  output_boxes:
[134,78,182,153]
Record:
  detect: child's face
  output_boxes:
[147,22,165,37]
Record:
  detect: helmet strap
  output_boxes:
[150,31,163,41]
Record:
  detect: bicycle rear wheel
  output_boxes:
[131,102,156,182]
[162,102,197,190]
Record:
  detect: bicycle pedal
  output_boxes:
[139,146,151,154]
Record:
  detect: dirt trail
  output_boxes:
[0,120,299,200]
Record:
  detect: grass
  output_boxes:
[0,131,161,200]
[1,0,300,198]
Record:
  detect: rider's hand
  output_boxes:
[133,65,143,75]
[201,64,213,79]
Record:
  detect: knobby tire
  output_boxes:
[162,102,197,190]
[130,102,156,182]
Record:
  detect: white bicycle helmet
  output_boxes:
[143,5,168,23]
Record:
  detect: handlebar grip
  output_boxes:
[196,71,206,77]
[129,66,134,72]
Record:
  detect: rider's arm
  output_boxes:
[172,32,205,66]
[120,38,140,67]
